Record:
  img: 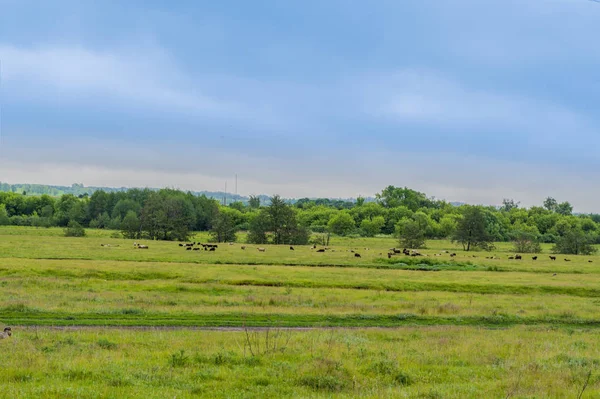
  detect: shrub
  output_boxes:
[512,230,541,253]
[64,221,86,237]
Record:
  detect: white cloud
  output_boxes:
[364,69,598,150]
[0,44,284,127]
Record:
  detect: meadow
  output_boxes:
[1,226,600,397]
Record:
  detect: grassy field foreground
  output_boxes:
[2,227,600,397]
[2,326,600,398]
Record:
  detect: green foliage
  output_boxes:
[210,210,238,243]
[395,218,426,249]
[139,191,195,241]
[64,221,86,237]
[512,230,542,253]
[452,206,494,251]
[0,204,9,226]
[360,216,385,237]
[248,195,261,209]
[552,229,597,255]
[247,195,309,245]
[327,211,356,236]
[376,185,435,211]
[121,211,141,239]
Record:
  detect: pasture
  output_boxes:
[1,226,600,397]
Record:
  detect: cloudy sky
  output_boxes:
[0,0,599,210]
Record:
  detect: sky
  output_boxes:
[0,0,599,211]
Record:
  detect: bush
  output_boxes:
[396,219,426,249]
[552,229,597,255]
[64,221,86,237]
[512,230,541,253]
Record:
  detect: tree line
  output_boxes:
[0,185,598,254]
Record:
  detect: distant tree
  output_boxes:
[327,212,356,236]
[248,195,261,209]
[543,197,558,212]
[395,218,426,249]
[376,186,436,211]
[64,220,86,237]
[210,211,237,243]
[556,201,573,216]
[512,230,541,253]
[139,192,195,241]
[111,199,140,220]
[228,201,245,213]
[0,204,9,226]
[247,195,309,245]
[501,199,520,212]
[247,211,270,244]
[452,206,494,251]
[360,216,386,237]
[355,196,365,207]
[121,211,141,239]
[552,229,597,255]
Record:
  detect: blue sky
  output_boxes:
[1,0,599,210]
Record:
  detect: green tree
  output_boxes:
[64,220,86,237]
[247,195,309,245]
[210,211,238,243]
[452,206,494,251]
[247,210,270,244]
[0,204,9,225]
[543,197,558,212]
[501,198,520,212]
[360,216,386,237]
[376,186,435,211]
[327,212,356,236]
[248,195,261,209]
[552,228,597,255]
[395,218,426,249]
[511,229,541,253]
[121,211,141,239]
[556,201,573,216]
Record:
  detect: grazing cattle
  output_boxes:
[403,248,410,255]
[241,246,246,250]
[316,249,325,253]
[515,255,522,260]
[387,252,393,259]
[589,260,593,263]
[354,253,361,258]
[564,259,571,262]
[393,249,402,254]
[549,256,556,261]
[450,253,456,257]
[179,243,184,247]
[193,248,200,251]
[290,246,295,250]
[186,247,192,251]
[137,245,148,249]
[552,273,557,277]
[312,245,317,249]
[508,257,514,260]
[209,247,216,252]
[532,256,538,261]
[0,327,11,339]
[229,242,234,246]
[258,248,266,252]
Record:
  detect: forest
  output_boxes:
[0,185,597,254]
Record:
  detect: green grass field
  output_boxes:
[1,226,600,397]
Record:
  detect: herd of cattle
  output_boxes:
[127,242,594,263]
